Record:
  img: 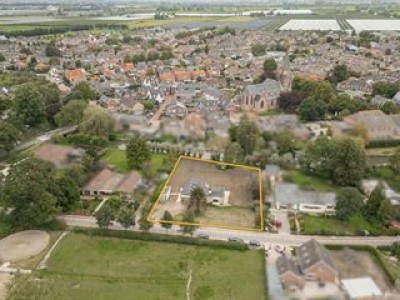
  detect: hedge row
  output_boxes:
[72,227,249,251]
[325,244,397,284]
[366,139,400,148]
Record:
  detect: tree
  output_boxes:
[331,138,366,186]
[117,206,135,230]
[277,90,307,113]
[328,64,350,84]
[41,83,61,123]
[14,83,46,126]
[263,57,277,72]
[0,121,20,153]
[126,136,151,170]
[55,100,88,126]
[302,136,334,177]
[79,105,115,137]
[65,82,96,102]
[274,131,298,156]
[95,205,114,230]
[237,117,258,155]
[189,186,207,216]
[161,210,173,233]
[45,44,61,57]
[381,101,400,115]
[378,200,394,223]
[372,81,399,98]
[139,216,153,231]
[251,43,266,57]
[390,147,400,175]
[3,159,58,228]
[180,211,197,235]
[56,175,80,212]
[224,142,244,163]
[364,184,386,221]
[299,98,326,121]
[0,53,5,62]
[335,187,364,221]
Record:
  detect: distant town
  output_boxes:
[2,1,400,299]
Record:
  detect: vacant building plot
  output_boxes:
[149,156,263,230]
[330,248,394,293]
[9,233,266,300]
[280,19,341,31]
[347,19,400,32]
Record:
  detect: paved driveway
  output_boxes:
[269,209,291,235]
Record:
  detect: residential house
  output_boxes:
[337,78,373,95]
[179,177,230,206]
[240,79,282,112]
[274,183,336,214]
[65,68,86,85]
[277,239,339,290]
[165,102,187,119]
[82,168,142,197]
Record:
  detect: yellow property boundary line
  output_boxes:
[147,155,264,232]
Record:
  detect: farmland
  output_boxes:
[11,233,267,300]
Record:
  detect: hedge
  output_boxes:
[325,244,397,285]
[72,227,249,251]
[366,139,400,148]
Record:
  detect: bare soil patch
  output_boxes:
[0,230,50,263]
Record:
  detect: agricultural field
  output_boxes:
[279,19,341,31]
[149,157,262,230]
[347,19,400,32]
[10,233,267,300]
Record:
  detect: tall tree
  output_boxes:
[79,105,115,137]
[378,200,395,223]
[389,147,400,175]
[117,206,135,230]
[237,117,258,156]
[331,138,366,186]
[364,184,386,221]
[161,210,173,233]
[189,186,207,216]
[274,130,298,156]
[126,136,151,170]
[40,83,61,124]
[55,100,88,126]
[263,57,277,72]
[0,121,20,153]
[299,98,326,121]
[180,211,197,235]
[277,90,307,113]
[65,82,96,102]
[224,142,244,163]
[95,205,114,230]
[3,159,58,228]
[335,187,364,221]
[14,83,46,126]
[56,174,80,212]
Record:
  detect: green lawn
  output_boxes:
[284,170,339,192]
[301,214,388,236]
[23,233,266,300]
[102,147,166,174]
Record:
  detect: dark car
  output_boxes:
[249,240,261,247]
[228,237,244,243]
[197,233,210,239]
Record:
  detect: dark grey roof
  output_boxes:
[274,183,336,207]
[297,239,337,272]
[181,178,207,197]
[276,255,302,277]
[243,79,282,97]
[209,186,225,198]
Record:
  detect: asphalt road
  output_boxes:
[59,215,400,246]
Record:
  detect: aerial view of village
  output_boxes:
[3,0,400,299]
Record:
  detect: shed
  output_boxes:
[341,277,382,300]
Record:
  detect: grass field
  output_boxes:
[26,233,266,300]
[101,147,165,174]
[284,170,339,192]
[301,214,388,236]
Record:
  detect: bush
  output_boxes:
[366,139,400,148]
[72,228,249,251]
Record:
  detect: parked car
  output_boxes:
[228,237,244,243]
[249,240,261,247]
[197,233,209,239]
